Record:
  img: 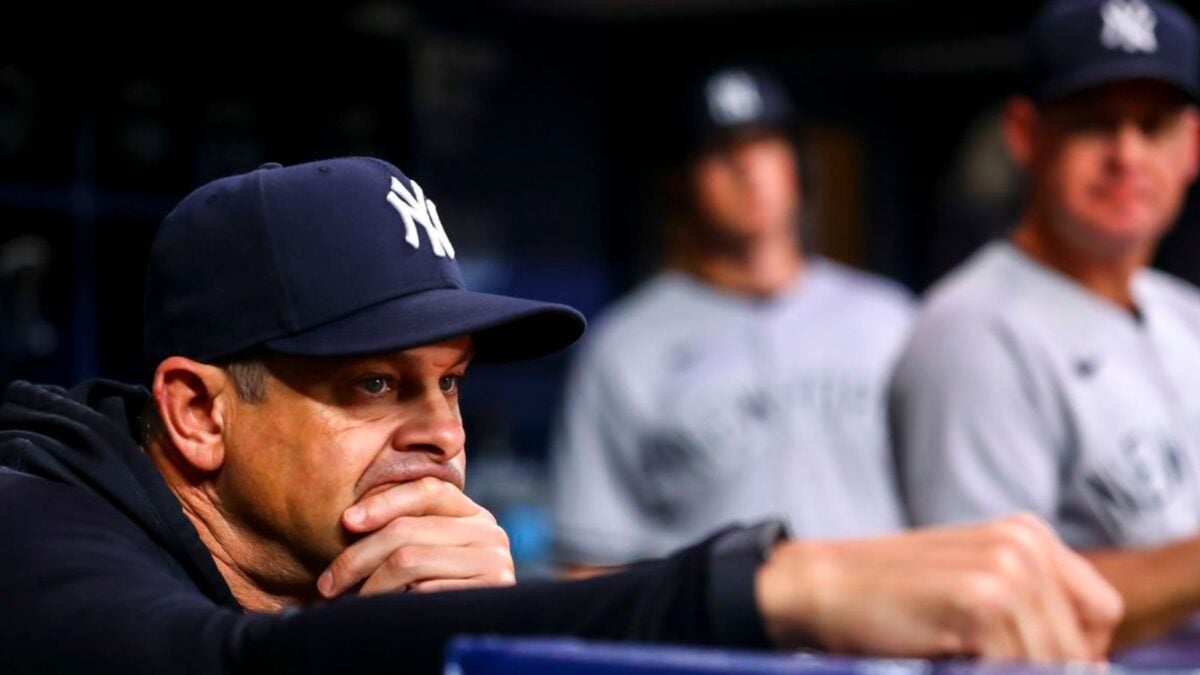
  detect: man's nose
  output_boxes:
[389,391,465,462]
[1109,119,1150,169]
[730,147,776,192]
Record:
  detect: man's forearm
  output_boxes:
[1084,536,1200,649]
[246,534,732,675]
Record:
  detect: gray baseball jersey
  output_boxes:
[892,241,1200,548]
[552,259,914,565]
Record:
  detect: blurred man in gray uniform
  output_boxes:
[553,67,913,569]
[891,0,1200,648]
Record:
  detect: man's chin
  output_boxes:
[1101,219,1168,245]
[1057,209,1167,255]
[1070,229,1162,262]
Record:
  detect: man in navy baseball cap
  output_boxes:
[551,61,918,578]
[892,0,1200,653]
[141,157,588,609]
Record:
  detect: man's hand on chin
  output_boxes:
[316,476,514,598]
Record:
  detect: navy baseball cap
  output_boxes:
[143,157,585,367]
[1030,0,1199,103]
[669,66,796,160]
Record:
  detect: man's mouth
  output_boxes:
[355,456,465,499]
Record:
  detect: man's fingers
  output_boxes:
[955,556,1044,662]
[1032,567,1090,661]
[343,477,488,532]
[992,516,1088,662]
[1050,542,1124,658]
[357,545,515,597]
[1000,574,1054,661]
[1029,543,1092,661]
[320,515,509,598]
[1009,586,1067,662]
[978,614,1025,662]
[1009,514,1121,658]
[319,478,513,600]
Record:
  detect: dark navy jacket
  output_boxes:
[0,379,772,674]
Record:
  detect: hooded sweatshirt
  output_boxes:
[0,379,774,674]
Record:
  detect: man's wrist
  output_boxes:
[754,537,836,650]
[706,519,790,649]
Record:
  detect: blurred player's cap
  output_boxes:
[669,66,796,160]
[1030,0,1198,103]
[143,157,585,368]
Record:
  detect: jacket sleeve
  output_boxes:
[0,470,775,675]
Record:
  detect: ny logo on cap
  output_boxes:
[706,70,764,126]
[385,176,456,259]
[1100,0,1158,54]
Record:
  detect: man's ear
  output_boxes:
[1002,96,1039,170]
[1181,106,1200,183]
[152,357,234,473]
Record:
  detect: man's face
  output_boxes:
[689,131,801,241]
[215,336,472,575]
[1030,80,1200,257]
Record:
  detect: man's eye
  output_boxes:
[1140,113,1175,138]
[359,377,392,396]
[1073,117,1113,134]
[439,375,460,395]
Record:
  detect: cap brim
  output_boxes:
[263,288,586,363]
[1039,58,1200,103]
